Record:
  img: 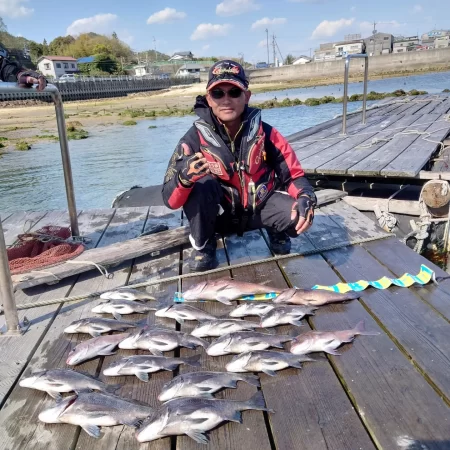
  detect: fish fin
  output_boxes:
[176,318,185,325]
[216,296,233,305]
[136,372,149,382]
[105,384,122,394]
[183,354,202,367]
[245,390,273,412]
[82,424,101,438]
[325,349,341,356]
[186,430,209,445]
[289,361,303,369]
[289,319,304,327]
[98,350,117,356]
[113,312,123,321]
[150,349,163,357]
[74,388,92,394]
[46,391,62,401]
[90,331,101,338]
[240,373,261,387]
[271,342,285,349]
[262,369,277,377]
[122,417,144,428]
[164,363,180,371]
[229,410,243,424]
[353,320,380,336]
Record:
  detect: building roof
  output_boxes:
[294,56,312,61]
[38,55,77,62]
[77,56,95,63]
[172,51,193,56]
[178,63,205,70]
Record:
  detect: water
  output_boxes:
[1,71,450,214]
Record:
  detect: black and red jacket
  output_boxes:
[162,95,313,213]
[0,56,23,82]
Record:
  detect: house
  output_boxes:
[169,51,194,61]
[333,40,364,58]
[435,36,450,49]
[292,56,312,65]
[134,64,148,77]
[176,63,205,78]
[363,33,393,56]
[37,56,78,78]
[393,36,420,53]
[421,29,450,46]
[314,43,336,62]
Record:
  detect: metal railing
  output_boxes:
[341,53,369,135]
[0,83,79,335]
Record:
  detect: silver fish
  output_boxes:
[66,333,130,366]
[92,299,157,320]
[38,392,153,438]
[183,279,279,305]
[290,320,379,356]
[103,354,201,382]
[136,391,272,444]
[207,331,293,356]
[19,368,120,401]
[119,327,207,355]
[191,319,261,338]
[64,317,137,337]
[229,303,275,318]
[260,305,317,328]
[273,288,360,306]
[158,371,260,401]
[100,287,155,301]
[226,350,314,376]
[155,304,216,323]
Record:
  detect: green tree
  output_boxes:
[42,38,49,54]
[49,35,75,55]
[284,54,295,65]
[0,16,7,32]
[93,43,110,54]
[94,53,117,73]
[28,41,43,62]
[112,31,118,40]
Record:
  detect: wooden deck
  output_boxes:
[288,94,450,178]
[1,203,450,450]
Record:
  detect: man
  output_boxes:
[162,60,316,272]
[0,43,47,90]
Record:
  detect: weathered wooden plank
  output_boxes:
[313,113,420,175]
[225,230,375,450]
[348,113,441,176]
[1,210,49,247]
[415,98,445,115]
[429,99,450,116]
[0,208,147,450]
[381,115,450,177]
[315,189,347,205]
[281,251,450,449]
[363,237,450,322]
[12,221,191,291]
[343,196,421,216]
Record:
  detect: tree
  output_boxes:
[0,16,7,32]
[28,41,43,62]
[49,35,75,55]
[284,54,295,65]
[94,53,117,73]
[42,38,49,54]
[112,31,118,40]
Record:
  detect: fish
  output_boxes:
[64,317,137,337]
[103,354,201,382]
[92,299,157,320]
[66,333,130,366]
[100,287,155,301]
[273,287,360,306]
[136,390,272,444]
[38,392,153,438]
[191,319,261,338]
[182,279,279,305]
[155,304,216,324]
[226,350,314,376]
[158,371,260,402]
[207,331,293,356]
[19,368,121,401]
[229,303,275,318]
[260,305,318,328]
[290,320,379,356]
[118,327,207,355]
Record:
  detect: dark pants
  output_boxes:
[183,176,298,249]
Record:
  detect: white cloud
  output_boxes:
[251,17,287,30]
[413,4,422,12]
[66,13,117,36]
[119,30,134,45]
[146,8,186,25]
[216,0,260,16]
[0,0,33,18]
[257,39,267,48]
[310,18,354,39]
[191,23,232,40]
[202,44,211,50]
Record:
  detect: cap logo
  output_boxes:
[212,64,240,76]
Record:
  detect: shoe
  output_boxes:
[267,229,291,255]
[189,239,219,272]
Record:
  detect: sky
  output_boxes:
[1,0,449,63]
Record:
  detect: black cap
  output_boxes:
[207,60,248,91]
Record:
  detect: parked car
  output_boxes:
[58,74,77,83]
[255,62,269,69]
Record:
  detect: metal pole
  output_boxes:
[0,219,21,335]
[342,57,350,135]
[362,56,369,124]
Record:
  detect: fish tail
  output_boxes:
[182,354,202,367]
[353,320,380,336]
[189,336,209,348]
[344,291,362,300]
[104,383,122,394]
[239,373,261,387]
[241,391,274,413]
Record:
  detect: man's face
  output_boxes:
[206,83,251,124]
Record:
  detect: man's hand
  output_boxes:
[178,143,210,186]
[17,70,47,92]
[290,192,317,235]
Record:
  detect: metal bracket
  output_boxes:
[0,316,30,337]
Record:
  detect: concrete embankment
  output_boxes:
[243,48,450,84]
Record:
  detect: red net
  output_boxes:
[7,226,85,275]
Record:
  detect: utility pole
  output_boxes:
[120,57,124,71]
[272,33,276,66]
[372,21,377,56]
[153,36,157,61]
[266,28,269,65]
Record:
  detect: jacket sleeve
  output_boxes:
[0,57,23,82]
[161,128,198,209]
[263,123,314,199]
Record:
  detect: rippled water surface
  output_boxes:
[1,71,450,213]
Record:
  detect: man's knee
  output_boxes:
[188,176,222,204]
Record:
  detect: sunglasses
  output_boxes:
[210,87,243,100]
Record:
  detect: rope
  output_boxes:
[1,232,392,314]
[66,260,114,279]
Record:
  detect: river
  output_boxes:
[1,71,450,214]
